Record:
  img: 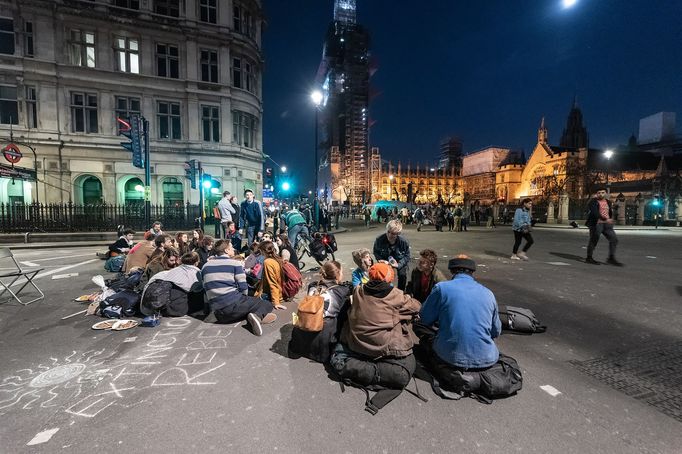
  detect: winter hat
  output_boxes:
[352,248,372,268]
[368,262,394,282]
[447,254,476,272]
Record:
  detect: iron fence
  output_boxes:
[0,202,202,233]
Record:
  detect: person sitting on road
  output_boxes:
[406,248,447,303]
[195,235,215,268]
[109,228,135,256]
[351,248,373,287]
[175,231,190,255]
[141,251,203,317]
[262,231,279,254]
[189,229,204,252]
[201,240,277,335]
[254,240,288,311]
[276,233,299,270]
[224,221,242,253]
[123,231,156,273]
[330,263,421,396]
[149,221,164,237]
[290,261,352,362]
[147,233,173,265]
[373,220,411,291]
[244,241,263,289]
[144,247,180,283]
[415,255,502,392]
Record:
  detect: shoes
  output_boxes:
[247,313,263,336]
[518,252,529,261]
[261,313,277,324]
[510,254,521,260]
[585,257,600,265]
[607,257,624,267]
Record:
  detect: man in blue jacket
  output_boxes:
[418,255,501,372]
[239,189,265,246]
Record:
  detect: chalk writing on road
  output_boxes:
[0,318,232,420]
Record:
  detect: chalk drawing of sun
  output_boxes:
[0,349,112,413]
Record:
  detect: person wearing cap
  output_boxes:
[373,220,411,290]
[417,255,501,372]
[330,262,421,391]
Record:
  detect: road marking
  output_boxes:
[646,256,656,259]
[540,385,562,397]
[11,259,99,287]
[124,337,137,343]
[25,253,98,263]
[20,261,40,267]
[27,428,59,446]
[52,273,79,280]
[546,262,570,266]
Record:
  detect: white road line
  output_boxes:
[646,256,656,259]
[22,253,99,263]
[27,428,59,446]
[11,259,99,287]
[20,261,41,267]
[52,273,79,280]
[540,385,562,397]
[546,262,570,266]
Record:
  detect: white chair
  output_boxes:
[0,247,45,305]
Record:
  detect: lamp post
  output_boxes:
[389,174,394,201]
[604,149,614,195]
[311,90,323,229]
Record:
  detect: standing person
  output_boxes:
[255,241,288,310]
[406,248,447,303]
[201,240,277,335]
[474,205,481,226]
[446,208,455,231]
[239,189,265,246]
[414,206,425,232]
[511,198,534,261]
[454,205,463,231]
[284,207,308,250]
[585,188,623,266]
[373,220,410,291]
[218,191,236,239]
[434,205,445,232]
[362,205,372,228]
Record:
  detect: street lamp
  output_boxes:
[281,166,287,173]
[604,149,614,195]
[311,89,323,228]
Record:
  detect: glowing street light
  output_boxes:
[281,181,291,191]
[603,149,614,159]
[310,90,323,107]
[134,184,144,192]
[604,149,614,194]
[389,174,394,180]
[281,166,287,173]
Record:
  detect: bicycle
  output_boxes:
[295,231,336,270]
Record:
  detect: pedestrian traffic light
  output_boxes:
[281,181,291,192]
[184,160,197,189]
[202,173,213,189]
[117,116,144,169]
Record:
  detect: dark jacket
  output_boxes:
[109,237,132,255]
[341,281,421,359]
[406,268,447,303]
[239,199,264,230]
[586,198,612,227]
[195,246,211,268]
[373,233,410,272]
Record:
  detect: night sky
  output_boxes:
[262,0,682,190]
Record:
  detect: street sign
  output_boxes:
[0,163,36,181]
[2,143,22,164]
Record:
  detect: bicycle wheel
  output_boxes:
[295,235,309,262]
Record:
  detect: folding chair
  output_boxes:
[0,247,45,306]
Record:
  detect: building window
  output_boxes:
[232,110,256,148]
[245,60,256,93]
[114,96,140,124]
[157,101,181,140]
[156,43,179,78]
[24,21,33,57]
[114,36,139,73]
[199,0,217,24]
[69,30,96,67]
[0,86,18,124]
[200,49,218,83]
[70,92,98,133]
[155,0,180,17]
[201,105,219,142]
[237,170,243,178]
[0,18,14,55]
[25,86,37,128]
[232,57,241,88]
[114,0,140,8]
[233,4,254,38]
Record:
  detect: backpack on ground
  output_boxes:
[499,305,547,334]
[99,289,140,318]
[104,255,125,272]
[294,289,325,332]
[281,261,303,300]
[140,280,173,316]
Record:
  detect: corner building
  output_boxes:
[0,0,264,206]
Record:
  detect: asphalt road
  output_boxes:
[0,224,680,453]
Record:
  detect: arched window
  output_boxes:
[162,177,183,206]
[124,177,144,204]
[82,176,102,204]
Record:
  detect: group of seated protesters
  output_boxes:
[109,223,302,336]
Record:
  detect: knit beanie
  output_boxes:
[368,262,394,283]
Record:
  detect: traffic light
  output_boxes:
[184,160,197,189]
[201,173,213,189]
[281,181,291,192]
[117,116,144,169]
[652,195,661,206]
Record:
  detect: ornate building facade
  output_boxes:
[0,0,264,206]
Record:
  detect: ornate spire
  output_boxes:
[560,96,589,148]
[538,116,548,144]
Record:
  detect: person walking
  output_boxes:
[239,189,265,246]
[414,206,425,232]
[511,198,534,261]
[585,188,623,266]
[218,191,236,239]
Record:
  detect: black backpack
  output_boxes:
[499,305,547,334]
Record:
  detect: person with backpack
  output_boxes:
[511,198,534,261]
[141,252,203,317]
[330,263,421,411]
[289,261,351,362]
[201,240,276,335]
[255,241,289,310]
